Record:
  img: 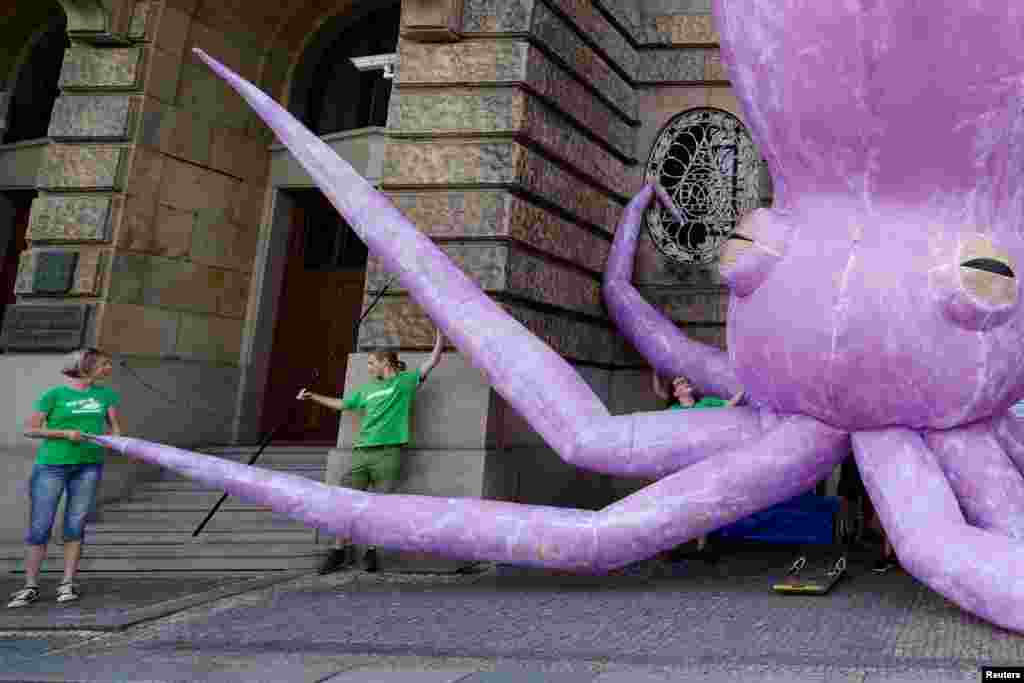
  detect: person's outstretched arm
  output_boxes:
[297,389,346,412]
[419,329,445,382]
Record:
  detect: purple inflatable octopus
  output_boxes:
[92,1,1024,633]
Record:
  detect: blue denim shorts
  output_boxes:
[25,463,104,545]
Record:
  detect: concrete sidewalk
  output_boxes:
[0,548,1017,682]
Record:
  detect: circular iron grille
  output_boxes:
[644,108,761,264]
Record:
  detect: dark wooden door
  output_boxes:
[0,194,31,332]
[262,191,367,443]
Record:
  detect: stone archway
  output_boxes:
[0,2,68,335]
[239,0,400,444]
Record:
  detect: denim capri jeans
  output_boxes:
[25,463,104,546]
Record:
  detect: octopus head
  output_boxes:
[711,0,1024,430]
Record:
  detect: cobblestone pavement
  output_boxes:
[0,549,1018,682]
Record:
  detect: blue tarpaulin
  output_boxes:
[712,492,839,545]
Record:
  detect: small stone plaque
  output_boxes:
[33,251,79,294]
[0,304,91,351]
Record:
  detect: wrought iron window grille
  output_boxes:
[644,108,762,265]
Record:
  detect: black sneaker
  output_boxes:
[363,547,378,573]
[873,556,897,574]
[7,586,39,608]
[56,581,80,604]
[318,546,353,575]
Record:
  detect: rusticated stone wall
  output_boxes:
[10,0,274,445]
[365,0,643,367]
[366,0,743,364]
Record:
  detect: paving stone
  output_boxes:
[460,672,595,682]
[322,671,477,682]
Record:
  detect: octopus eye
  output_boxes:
[938,235,1018,330]
[718,209,787,297]
[958,242,1017,308]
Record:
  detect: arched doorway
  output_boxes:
[0,11,68,333]
[3,17,68,145]
[262,190,369,442]
[258,2,399,443]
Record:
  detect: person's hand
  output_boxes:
[296,388,312,401]
[64,430,83,442]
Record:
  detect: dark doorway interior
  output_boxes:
[0,192,33,334]
[304,3,401,135]
[262,190,369,443]
[3,19,68,144]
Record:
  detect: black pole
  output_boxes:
[353,275,396,347]
[192,368,320,537]
[193,273,395,537]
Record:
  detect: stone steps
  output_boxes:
[0,446,331,574]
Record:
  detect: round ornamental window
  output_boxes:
[644,109,762,264]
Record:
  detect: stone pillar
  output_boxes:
[327,0,654,567]
[11,3,152,349]
[8,0,268,451]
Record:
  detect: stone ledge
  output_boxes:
[382,140,626,233]
[36,145,128,191]
[543,0,637,78]
[356,296,625,366]
[387,190,611,275]
[363,239,602,318]
[397,40,635,159]
[58,45,144,90]
[531,2,636,121]
[27,194,118,242]
[390,88,631,194]
[48,94,138,141]
[401,0,464,42]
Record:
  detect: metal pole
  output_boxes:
[194,273,395,537]
[192,368,320,537]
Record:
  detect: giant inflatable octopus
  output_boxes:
[92,1,1024,633]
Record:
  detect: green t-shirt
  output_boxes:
[341,369,421,447]
[670,396,728,410]
[33,385,120,465]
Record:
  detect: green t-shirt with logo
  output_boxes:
[341,369,422,447]
[33,385,120,465]
[670,396,728,410]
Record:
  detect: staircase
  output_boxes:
[0,447,331,574]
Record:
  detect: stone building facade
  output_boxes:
[0,0,767,540]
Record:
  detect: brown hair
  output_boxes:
[61,347,110,379]
[369,350,407,373]
[671,375,704,403]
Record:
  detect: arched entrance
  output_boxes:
[261,190,369,442]
[254,2,400,443]
[0,10,68,332]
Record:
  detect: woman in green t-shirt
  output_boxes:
[8,348,122,608]
[297,329,445,574]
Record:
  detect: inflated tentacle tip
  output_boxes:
[653,184,686,226]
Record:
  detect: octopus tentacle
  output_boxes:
[924,422,1024,540]
[572,406,769,479]
[603,185,742,399]
[91,415,844,572]
[991,409,1024,473]
[192,49,757,478]
[853,428,1024,634]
